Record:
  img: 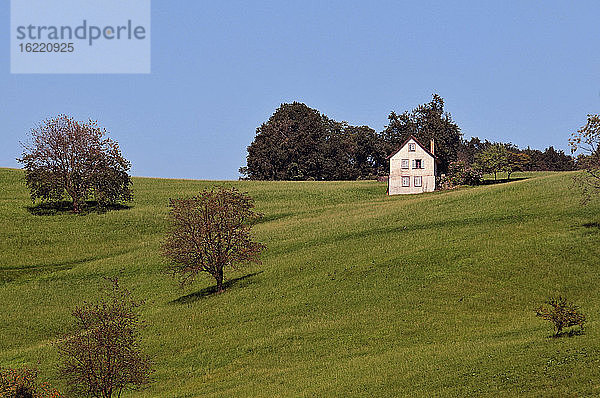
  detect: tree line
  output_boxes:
[458,137,576,173]
[240,95,577,181]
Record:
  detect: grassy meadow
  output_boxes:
[1,167,599,397]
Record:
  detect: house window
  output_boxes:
[414,176,422,187]
[401,159,409,169]
[408,143,416,152]
[412,159,423,169]
[402,176,410,187]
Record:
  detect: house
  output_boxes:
[387,136,438,195]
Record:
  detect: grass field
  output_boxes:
[1,168,599,397]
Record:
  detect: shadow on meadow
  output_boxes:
[480,176,529,186]
[548,329,585,338]
[1,249,138,284]
[170,272,264,305]
[252,212,295,225]
[26,200,131,216]
[582,222,600,229]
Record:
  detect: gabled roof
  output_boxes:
[386,135,438,160]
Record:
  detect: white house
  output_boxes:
[387,136,438,195]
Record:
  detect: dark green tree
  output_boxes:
[242,102,329,180]
[382,94,462,173]
[241,103,387,180]
[348,125,388,178]
[321,123,387,180]
[542,146,575,171]
[457,137,490,165]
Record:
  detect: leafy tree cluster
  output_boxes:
[243,95,574,181]
[458,137,575,173]
[242,96,461,180]
[521,146,575,171]
[473,144,531,181]
[241,102,387,180]
[439,160,482,188]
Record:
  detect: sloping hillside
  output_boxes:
[1,168,599,397]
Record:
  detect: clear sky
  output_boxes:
[1,1,599,179]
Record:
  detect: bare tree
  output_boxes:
[162,187,265,293]
[56,279,152,398]
[569,114,600,202]
[18,115,132,213]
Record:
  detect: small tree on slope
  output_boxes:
[56,279,152,398]
[162,187,265,293]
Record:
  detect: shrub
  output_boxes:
[536,297,586,336]
[440,160,482,188]
[56,278,152,398]
[0,367,61,398]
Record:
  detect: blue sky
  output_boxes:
[1,1,599,179]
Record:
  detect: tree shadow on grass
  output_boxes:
[583,222,600,229]
[548,329,585,338]
[480,177,529,186]
[170,271,264,305]
[1,248,138,284]
[26,200,131,216]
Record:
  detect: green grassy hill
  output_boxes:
[1,168,599,397]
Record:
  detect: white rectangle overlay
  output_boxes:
[11,0,151,74]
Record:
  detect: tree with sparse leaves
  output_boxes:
[18,115,132,213]
[56,278,152,398]
[536,297,586,336]
[569,114,600,202]
[162,187,265,293]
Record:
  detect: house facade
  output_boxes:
[388,136,437,195]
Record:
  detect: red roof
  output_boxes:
[386,135,438,160]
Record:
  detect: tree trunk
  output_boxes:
[494,171,497,181]
[71,190,80,213]
[215,268,224,293]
